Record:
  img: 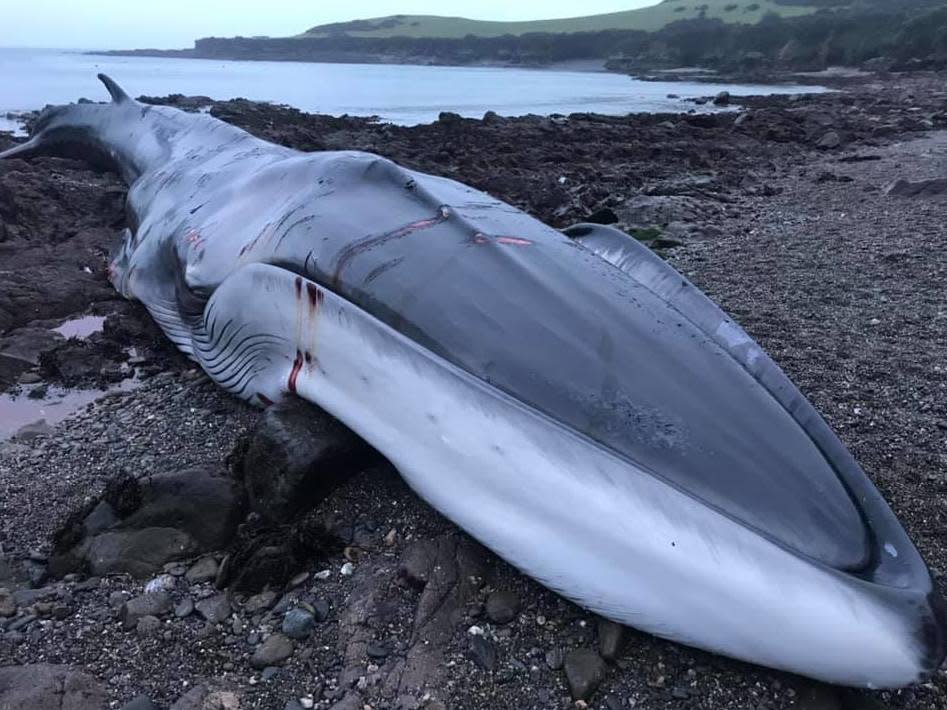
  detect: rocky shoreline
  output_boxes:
[1,73,946,709]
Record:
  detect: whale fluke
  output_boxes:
[98,73,131,104]
[0,135,42,161]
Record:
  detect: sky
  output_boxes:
[0,1,658,50]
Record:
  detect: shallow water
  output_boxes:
[0,379,139,440]
[0,47,825,127]
[53,315,106,339]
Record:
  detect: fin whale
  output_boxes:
[3,74,944,688]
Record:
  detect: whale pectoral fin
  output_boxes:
[0,136,42,161]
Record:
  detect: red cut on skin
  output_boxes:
[287,350,304,393]
[496,236,533,246]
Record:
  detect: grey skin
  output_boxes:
[1,75,944,687]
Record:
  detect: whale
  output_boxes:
[2,74,944,688]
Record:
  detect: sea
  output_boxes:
[0,47,824,131]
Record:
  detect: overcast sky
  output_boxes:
[0,1,657,50]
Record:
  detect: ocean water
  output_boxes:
[0,47,822,129]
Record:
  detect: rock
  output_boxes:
[244,590,278,613]
[185,556,219,584]
[564,648,607,701]
[545,648,565,670]
[282,607,316,639]
[50,465,243,578]
[312,598,330,622]
[13,419,52,440]
[586,207,619,225]
[251,633,294,668]
[713,91,730,106]
[145,573,177,593]
[482,110,505,125]
[82,501,119,536]
[597,618,626,661]
[136,614,162,637]
[121,591,172,630]
[884,177,947,197]
[0,587,15,617]
[328,694,363,710]
[399,539,438,588]
[174,597,195,618]
[121,695,161,710]
[195,593,231,624]
[240,398,374,523]
[366,641,390,659]
[437,111,463,125]
[816,131,842,149]
[485,589,520,625]
[0,663,107,709]
[468,634,497,671]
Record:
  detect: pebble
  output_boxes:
[564,648,607,701]
[597,619,627,661]
[282,607,316,640]
[195,593,231,624]
[174,598,195,618]
[545,648,565,671]
[366,642,390,659]
[313,569,332,581]
[144,574,176,594]
[340,562,355,577]
[244,590,278,613]
[121,592,171,630]
[0,588,16,618]
[485,589,520,625]
[136,615,162,637]
[121,695,161,710]
[251,633,294,668]
[468,635,497,671]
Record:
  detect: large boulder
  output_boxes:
[50,465,244,578]
[0,664,106,709]
[240,398,376,524]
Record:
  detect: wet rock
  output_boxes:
[186,556,219,584]
[468,634,497,671]
[50,465,243,578]
[195,593,231,624]
[713,91,731,106]
[485,589,520,625]
[0,663,106,709]
[240,398,374,524]
[251,633,294,668]
[597,618,626,661]
[564,648,607,701]
[282,606,316,639]
[121,591,172,630]
[145,573,177,593]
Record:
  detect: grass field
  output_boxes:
[300,0,818,39]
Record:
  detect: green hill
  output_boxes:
[301,0,818,39]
